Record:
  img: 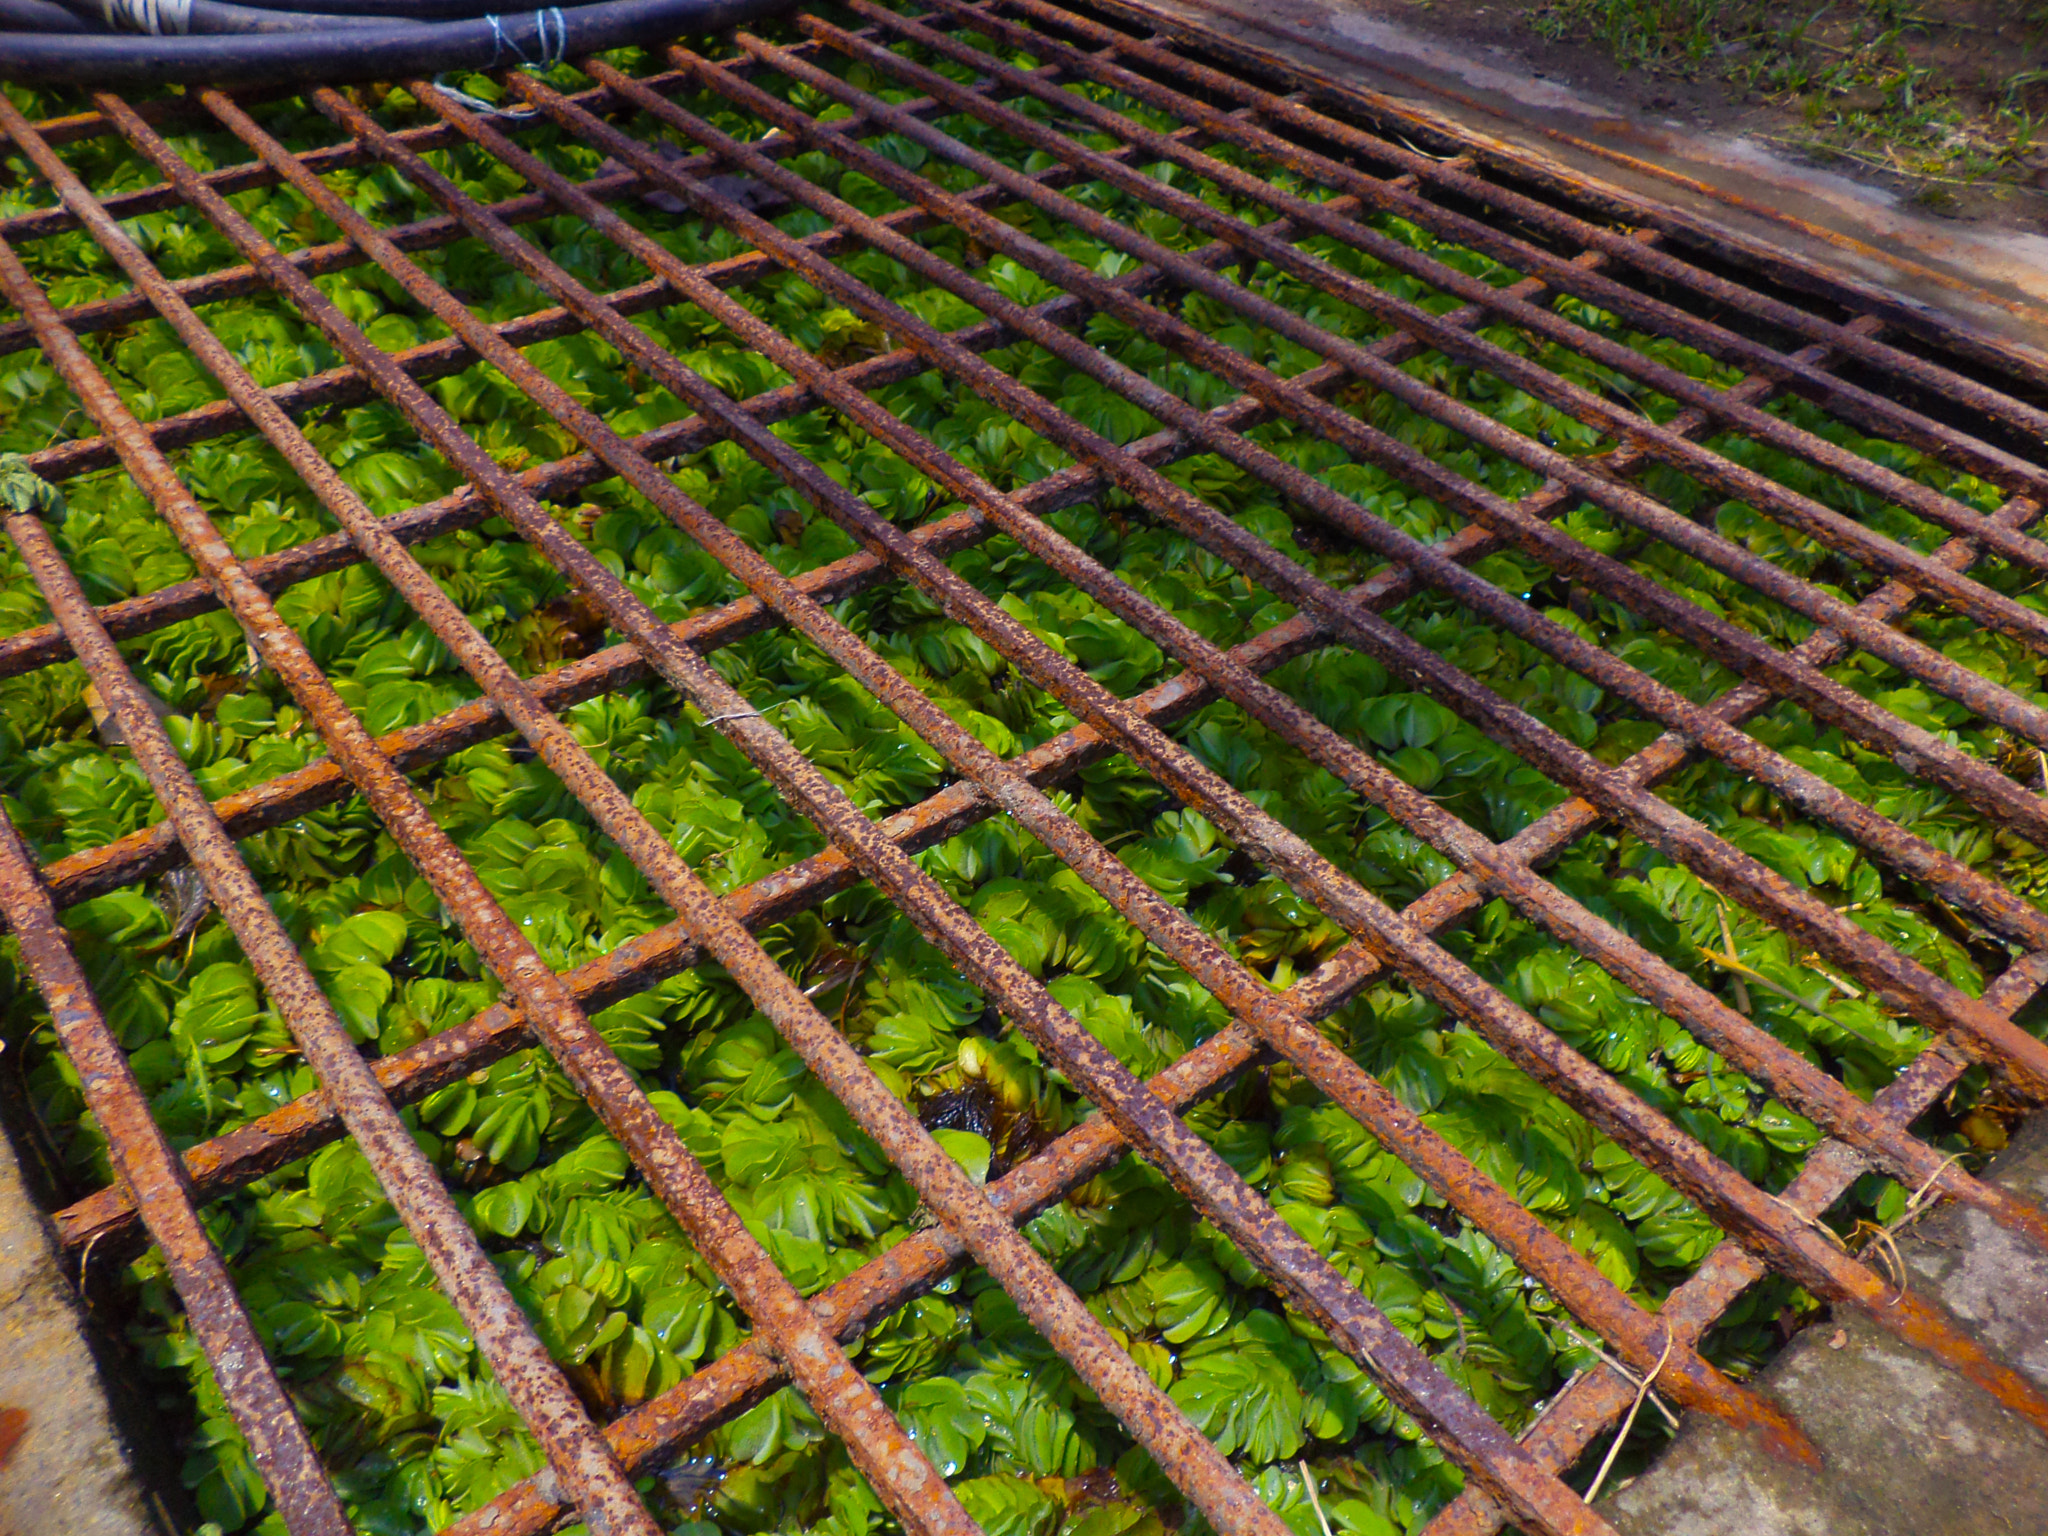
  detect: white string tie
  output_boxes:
[99,0,190,34]
[428,76,538,120]
[536,6,568,71]
[482,9,568,71]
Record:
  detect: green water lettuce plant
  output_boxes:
[0,16,2031,1536]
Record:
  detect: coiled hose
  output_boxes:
[0,0,795,86]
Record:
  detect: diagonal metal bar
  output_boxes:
[2,17,2045,1536]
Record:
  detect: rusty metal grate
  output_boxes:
[2,3,2048,1534]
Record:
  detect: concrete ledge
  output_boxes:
[0,1121,157,1536]
[1608,1114,2048,1536]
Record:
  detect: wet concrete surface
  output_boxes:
[1132,0,2048,356]
[1607,1113,2048,1536]
[0,1122,156,1536]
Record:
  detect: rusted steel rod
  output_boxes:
[6,22,2043,1536]
[410,71,1804,1457]
[0,226,665,1536]
[1054,0,2048,444]
[0,789,353,1536]
[943,0,2048,501]
[15,94,988,1536]
[714,35,2048,1092]
[181,84,1314,1536]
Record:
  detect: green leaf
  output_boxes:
[473,1180,536,1238]
[932,1128,992,1185]
[0,453,64,522]
[896,1377,983,1477]
[954,1475,1062,1536]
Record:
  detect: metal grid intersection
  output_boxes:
[0,4,2046,1535]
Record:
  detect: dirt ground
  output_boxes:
[1380,0,2048,228]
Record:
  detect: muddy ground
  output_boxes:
[1372,0,2047,229]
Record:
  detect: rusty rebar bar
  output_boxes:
[0,789,352,1536]
[0,231,664,1536]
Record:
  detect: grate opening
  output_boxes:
[0,6,2045,1536]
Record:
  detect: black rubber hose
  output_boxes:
[0,0,792,85]
[49,0,412,30]
[0,0,89,29]
[190,0,577,16]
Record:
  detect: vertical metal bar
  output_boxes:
[0,789,354,1536]
[0,331,664,1536]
